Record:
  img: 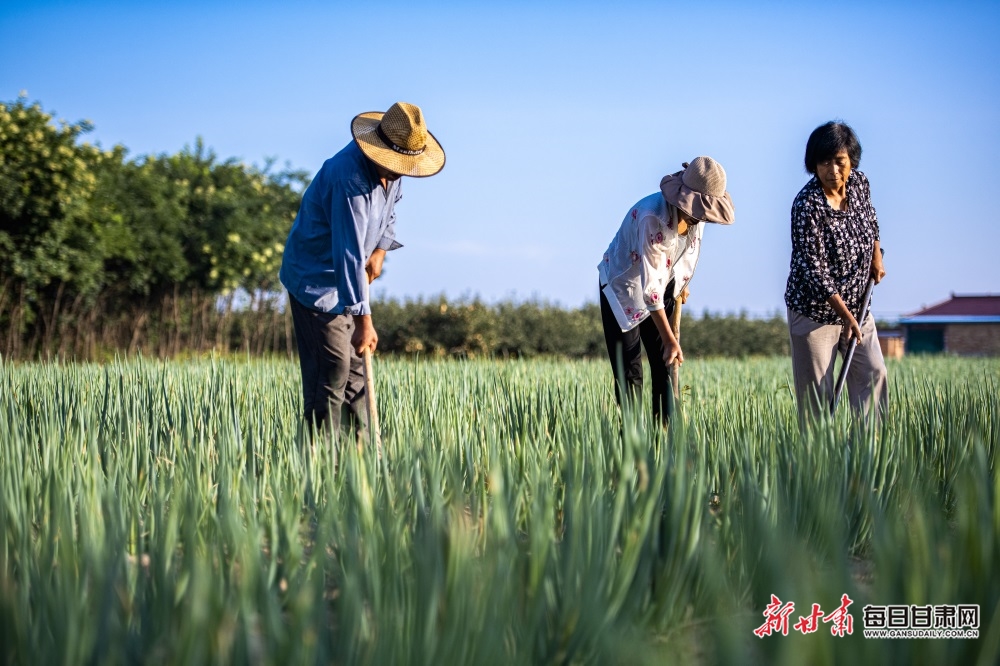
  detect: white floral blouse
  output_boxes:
[598,192,703,332]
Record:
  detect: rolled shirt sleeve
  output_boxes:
[377,235,403,252]
[335,193,374,316]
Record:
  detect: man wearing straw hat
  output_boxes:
[279,102,445,435]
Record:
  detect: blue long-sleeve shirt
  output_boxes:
[279,141,402,315]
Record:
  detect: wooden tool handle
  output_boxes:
[670,298,682,343]
[362,348,382,453]
[669,297,682,399]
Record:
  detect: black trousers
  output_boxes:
[288,293,368,437]
[600,286,675,424]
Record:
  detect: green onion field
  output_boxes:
[1,356,997,664]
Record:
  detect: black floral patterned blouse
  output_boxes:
[784,171,880,325]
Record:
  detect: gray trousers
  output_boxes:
[289,294,369,438]
[788,307,888,423]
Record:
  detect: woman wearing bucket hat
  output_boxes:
[784,121,887,424]
[280,101,445,436]
[599,156,735,423]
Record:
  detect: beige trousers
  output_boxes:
[787,308,888,423]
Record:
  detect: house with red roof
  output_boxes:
[898,294,1000,355]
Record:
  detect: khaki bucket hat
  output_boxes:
[660,156,735,225]
[351,102,446,177]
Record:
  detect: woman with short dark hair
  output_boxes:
[784,121,888,422]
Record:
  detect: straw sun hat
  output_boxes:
[659,156,735,225]
[351,102,445,178]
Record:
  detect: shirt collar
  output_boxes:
[808,172,857,209]
[355,142,398,197]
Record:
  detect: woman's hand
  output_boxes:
[648,307,684,366]
[828,293,863,342]
[679,286,691,304]
[843,313,863,343]
[870,242,886,284]
[662,338,684,366]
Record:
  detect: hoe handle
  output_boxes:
[669,297,682,400]
[362,348,382,454]
[831,249,884,416]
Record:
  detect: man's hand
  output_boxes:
[351,314,378,354]
[366,248,386,284]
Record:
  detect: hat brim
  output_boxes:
[660,173,735,225]
[351,112,446,178]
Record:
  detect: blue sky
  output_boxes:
[3,0,998,319]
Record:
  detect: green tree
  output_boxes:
[1,95,309,358]
[0,94,106,334]
[89,143,306,303]
[88,146,192,300]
